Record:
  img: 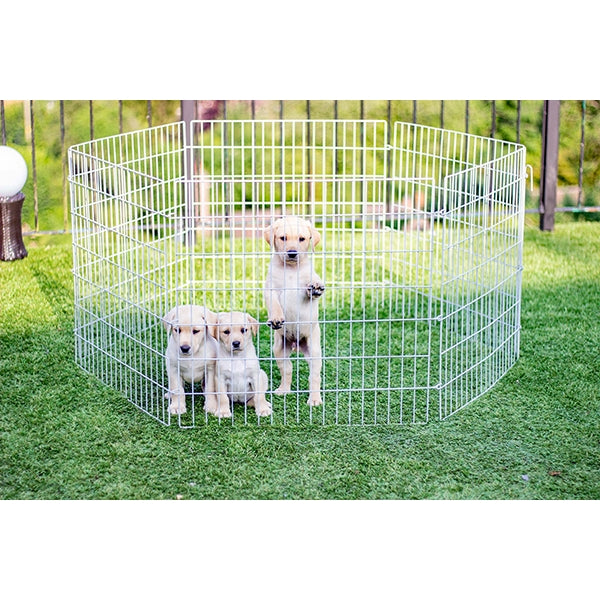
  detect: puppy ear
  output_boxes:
[206,323,218,340]
[162,308,176,333]
[203,308,218,327]
[310,224,321,248]
[247,315,259,337]
[208,312,225,340]
[263,224,274,246]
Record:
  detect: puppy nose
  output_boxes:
[180,344,191,354]
[232,340,241,349]
[287,249,298,258]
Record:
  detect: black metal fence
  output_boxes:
[1,99,598,234]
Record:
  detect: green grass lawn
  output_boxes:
[1,221,599,500]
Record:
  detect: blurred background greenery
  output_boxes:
[1,99,598,232]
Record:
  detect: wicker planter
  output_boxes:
[0,192,27,261]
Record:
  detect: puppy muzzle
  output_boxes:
[284,249,299,264]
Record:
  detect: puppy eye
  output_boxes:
[223,329,230,335]
[299,237,305,242]
[192,329,201,335]
[279,235,286,241]
[241,328,247,334]
[173,327,180,334]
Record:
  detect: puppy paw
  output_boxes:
[307,392,322,407]
[255,401,273,417]
[204,397,232,418]
[306,281,325,299]
[267,316,285,330]
[215,406,232,418]
[206,403,232,418]
[169,400,187,415]
[206,406,232,418]
[273,386,291,396]
[167,389,187,414]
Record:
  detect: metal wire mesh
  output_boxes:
[69,120,526,426]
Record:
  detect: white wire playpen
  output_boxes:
[69,120,526,426]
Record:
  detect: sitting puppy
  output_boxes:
[163,304,229,417]
[213,311,272,417]
[263,216,324,406]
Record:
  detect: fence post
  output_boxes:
[181,100,196,129]
[539,100,560,231]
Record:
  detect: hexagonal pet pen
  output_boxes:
[69,119,526,426]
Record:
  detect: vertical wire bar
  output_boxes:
[412,100,417,124]
[577,100,586,208]
[181,100,196,247]
[425,141,437,423]
[279,102,284,205]
[465,100,469,133]
[29,101,39,232]
[60,101,67,231]
[386,101,392,212]
[441,161,454,418]
[119,100,123,134]
[389,122,399,421]
[1,100,6,145]
[361,122,368,422]
[223,103,229,221]
[412,123,421,420]
[346,122,353,419]
[89,100,94,140]
[321,121,327,425]
[359,120,366,423]
[331,109,339,423]
[516,100,522,144]
[360,103,365,212]
[306,101,312,211]
[491,100,496,138]
[413,127,426,420]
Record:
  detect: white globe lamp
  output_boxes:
[0,145,29,261]
[0,146,28,197]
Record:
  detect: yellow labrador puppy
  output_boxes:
[213,311,272,417]
[163,304,228,417]
[263,216,324,406]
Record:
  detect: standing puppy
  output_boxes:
[214,311,272,417]
[163,304,229,417]
[263,216,324,406]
